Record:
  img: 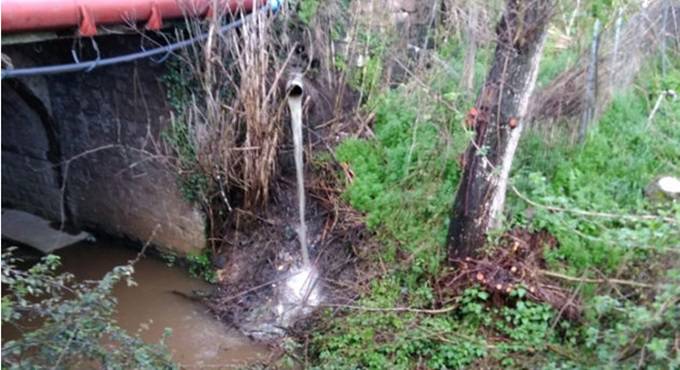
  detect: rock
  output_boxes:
[1,209,92,253]
[645,176,680,203]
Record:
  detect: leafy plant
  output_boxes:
[312,281,488,369]
[311,28,679,369]
[161,58,208,204]
[336,85,467,275]
[297,0,320,25]
[186,249,217,283]
[1,248,176,369]
[509,65,680,273]
[505,61,680,369]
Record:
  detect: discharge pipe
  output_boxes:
[2,0,268,36]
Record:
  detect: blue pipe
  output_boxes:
[1,0,281,79]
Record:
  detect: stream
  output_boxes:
[3,240,271,368]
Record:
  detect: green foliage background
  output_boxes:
[305,25,680,369]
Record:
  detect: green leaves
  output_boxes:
[647,338,670,360]
[313,22,680,370]
[186,250,217,283]
[336,89,465,274]
[297,0,320,25]
[510,66,680,273]
[1,249,177,369]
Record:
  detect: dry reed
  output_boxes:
[173,2,293,210]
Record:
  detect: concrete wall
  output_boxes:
[2,35,206,255]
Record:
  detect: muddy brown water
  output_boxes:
[3,240,271,368]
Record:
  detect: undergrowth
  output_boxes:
[336,86,467,275]
[509,64,680,273]
[161,58,208,204]
[308,62,569,367]
[186,249,217,283]
[1,249,176,369]
[307,48,679,368]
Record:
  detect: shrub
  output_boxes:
[1,248,176,369]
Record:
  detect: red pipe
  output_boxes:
[1,0,264,37]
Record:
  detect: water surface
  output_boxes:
[5,240,271,369]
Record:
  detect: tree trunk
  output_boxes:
[447,0,554,259]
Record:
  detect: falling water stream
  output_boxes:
[287,74,310,267]
[238,74,321,339]
[279,73,321,316]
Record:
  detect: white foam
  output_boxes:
[658,176,680,194]
[285,265,321,306]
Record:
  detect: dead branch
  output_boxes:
[539,270,658,289]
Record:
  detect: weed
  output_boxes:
[297,0,320,25]
[160,251,177,267]
[312,36,679,369]
[509,65,680,273]
[537,37,579,87]
[186,250,217,283]
[504,63,680,368]
[161,58,208,204]
[312,280,488,369]
[336,84,467,275]
[1,249,176,369]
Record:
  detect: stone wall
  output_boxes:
[2,35,205,255]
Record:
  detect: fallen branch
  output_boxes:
[319,303,458,314]
[539,269,657,289]
[511,185,678,225]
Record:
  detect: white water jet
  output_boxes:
[287,73,310,266]
[285,265,321,304]
[240,75,322,339]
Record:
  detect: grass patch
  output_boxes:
[336,82,467,275]
[509,65,680,273]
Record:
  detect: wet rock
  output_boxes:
[212,253,227,269]
[645,176,680,203]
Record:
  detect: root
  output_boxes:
[437,229,583,320]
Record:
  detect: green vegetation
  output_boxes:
[313,285,490,369]
[309,61,565,368]
[306,34,680,368]
[1,248,176,369]
[510,64,680,273]
[161,58,208,204]
[186,249,217,283]
[297,0,320,25]
[336,85,468,274]
[4,1,678,368]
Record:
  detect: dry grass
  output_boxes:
[529,1,680,133]
[174,4,293,210]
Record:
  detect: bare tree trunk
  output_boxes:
[447,0,554,259]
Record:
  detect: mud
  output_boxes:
[208,174,366,339]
